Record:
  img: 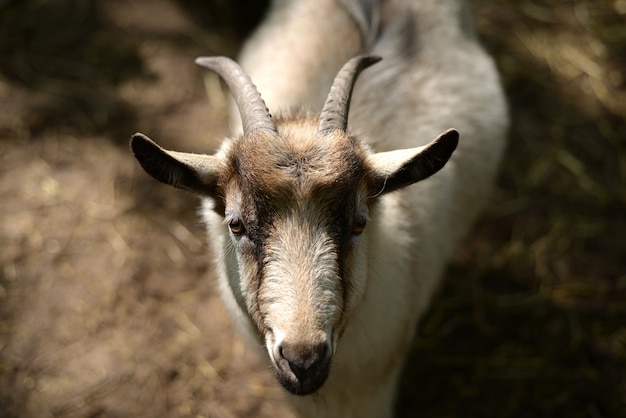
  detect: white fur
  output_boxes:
[204,0,508,416]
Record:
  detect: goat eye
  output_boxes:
[352,217,367,235]
[228,219,245,235]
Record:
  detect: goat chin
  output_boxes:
[132,1,508,417]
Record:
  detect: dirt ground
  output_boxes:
[1,0,625,417]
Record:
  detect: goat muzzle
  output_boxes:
[272,340,331,396]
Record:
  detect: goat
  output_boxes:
[130,0,508,416]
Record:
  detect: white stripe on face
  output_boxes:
[259,207,344,347]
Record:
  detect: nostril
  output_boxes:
[288,360,306,380]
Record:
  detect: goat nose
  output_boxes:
[278,342,328,380]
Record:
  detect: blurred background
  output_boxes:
[0,0,624,416]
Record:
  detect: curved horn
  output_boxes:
[317,55,382,135]
[195,56,277,137]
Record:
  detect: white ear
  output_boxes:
[367,129,459,195]
[130,133,224,196]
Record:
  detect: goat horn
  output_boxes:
[317,55,382,135]
[195,56,278,137]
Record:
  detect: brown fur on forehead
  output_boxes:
[230,112,368,203]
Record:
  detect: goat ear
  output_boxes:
[367,129,459,196]
[130,133,223,196]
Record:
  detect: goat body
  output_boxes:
[131,0,508,417]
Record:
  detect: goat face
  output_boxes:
[130,56,458,396]
[222,122,371,395]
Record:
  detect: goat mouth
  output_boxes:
[272,358,330,396]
